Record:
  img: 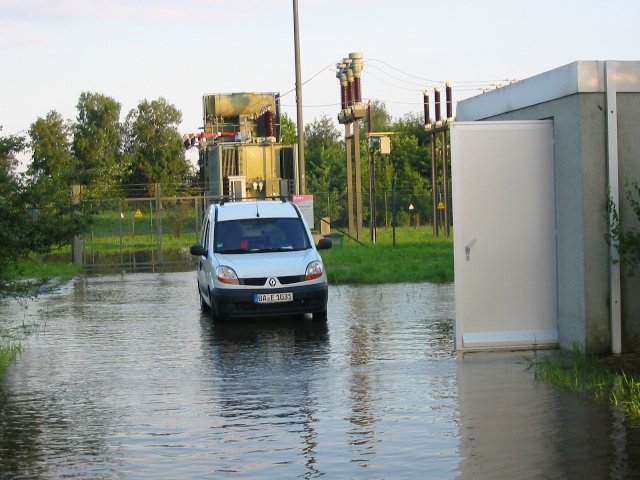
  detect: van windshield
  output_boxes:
[214,217,311,254]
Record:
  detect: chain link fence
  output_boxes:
[311,188,452,243]
[74,183,452,270]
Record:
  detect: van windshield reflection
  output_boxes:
[214,218,310,253]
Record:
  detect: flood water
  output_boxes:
[1,271,639,479]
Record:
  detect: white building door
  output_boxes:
[451,121,557,351]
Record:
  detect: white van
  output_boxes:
[190,199,331,321]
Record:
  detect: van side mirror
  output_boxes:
[316,238,332,250]
[190,244,207,256]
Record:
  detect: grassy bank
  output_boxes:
[532,348,640,424]
[7,257,82,284]
[0,257,81,375]
[322,238,453,284]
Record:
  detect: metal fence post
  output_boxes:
[155,183,163,265]
[392,174,397,248]
[71,185,83,265]
[118,199,124,265]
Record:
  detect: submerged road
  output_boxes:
[0,272,638,479]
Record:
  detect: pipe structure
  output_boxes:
[606,61,621,354]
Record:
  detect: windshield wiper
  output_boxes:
[243,246,301,253]
[216,248,250,254]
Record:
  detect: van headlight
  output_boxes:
[305,261,324,281]
[216,265,239,285]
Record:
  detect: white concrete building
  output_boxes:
[456,61,640,353]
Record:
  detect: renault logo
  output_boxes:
[268,277,277,287]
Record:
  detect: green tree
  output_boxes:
[28,111,74,184]
[0,133,23,176]
[362,100,392,136]
[304,115,347,225]
[390,113,444,226]
[279,112,297,145]
[72,92,124,188]
[304,115,344,192]
[0,133,88,295]
[391,112,431,178]
[123,98,190,189]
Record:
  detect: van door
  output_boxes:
[197,218,211,296]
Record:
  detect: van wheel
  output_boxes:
[312,310,328,322]
[199,286,210,312]
[209,289,224,323]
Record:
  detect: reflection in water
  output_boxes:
[200,318,329,478]
[1,274,639,478]
[456,352,640,479]
[331,283,459,477]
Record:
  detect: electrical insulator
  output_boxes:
[257,112,264,137]
[347,69,355,107]
[445,82,453,120]
[434,87,441,122]
[355,76,362,104]
[340,83,348,110]
[265,109,274,137]
[423,91,430,126]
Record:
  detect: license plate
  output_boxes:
[254,292,293,304]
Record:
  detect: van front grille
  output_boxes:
[242,278,267,286]
[278,275,305,285]
[240,275,305,286]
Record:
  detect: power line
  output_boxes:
[281,101,341,109]
[365,63,437,89]
[367,58,509,85]
[278,56,518,116]
[364,69,425,92]
[280,61,340,99]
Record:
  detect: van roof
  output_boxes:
[213,200,299,221]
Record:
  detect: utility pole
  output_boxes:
[292,0,305,194]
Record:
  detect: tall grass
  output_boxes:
[532,347,640,424]
[0,343,20,376]
[1,256,72,377]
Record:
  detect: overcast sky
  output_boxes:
[2,0,639,147]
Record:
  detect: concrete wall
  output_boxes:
[456,61,640,353]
